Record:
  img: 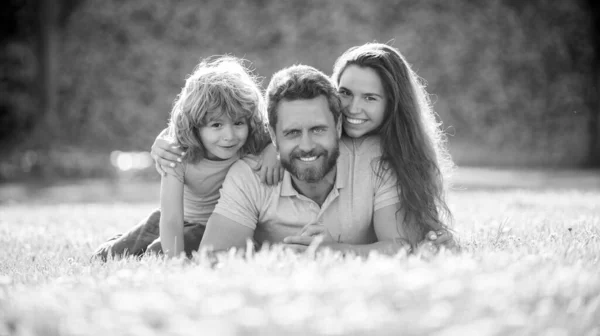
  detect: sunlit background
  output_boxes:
[1,0,599,183]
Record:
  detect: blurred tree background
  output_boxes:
[1,0,599,181]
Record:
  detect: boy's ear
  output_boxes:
[268,126,277,149]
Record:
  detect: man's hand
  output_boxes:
[282,223,334,252]
[150,129,186,176]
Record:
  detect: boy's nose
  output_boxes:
[221,125,234,141]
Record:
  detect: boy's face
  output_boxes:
[199,114,248,160]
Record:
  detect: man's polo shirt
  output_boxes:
[212,136,400,245]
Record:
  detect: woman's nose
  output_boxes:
[347,97,362,115]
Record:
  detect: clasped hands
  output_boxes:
[283,223,336,252]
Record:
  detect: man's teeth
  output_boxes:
[346,117,367,125]
[299,156,317,162]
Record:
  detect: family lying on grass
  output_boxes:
[93,42,458,261]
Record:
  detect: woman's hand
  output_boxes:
[418,229,460,254]
[150,129,186,175]
[254,143,285,185]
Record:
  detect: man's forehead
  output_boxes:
[276,96,334,128]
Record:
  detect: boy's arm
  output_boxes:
[159,172,185,257]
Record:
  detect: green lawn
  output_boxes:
[1,169,599,335]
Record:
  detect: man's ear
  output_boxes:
[336,119,342,138]
[268,126,278,149]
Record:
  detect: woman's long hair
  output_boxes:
[168,56,270,163]
[332,43,454,247]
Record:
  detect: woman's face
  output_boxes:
[337,65,387,138]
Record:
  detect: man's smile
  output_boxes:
[298,156,318,162]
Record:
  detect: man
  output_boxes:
[199,65,454,255]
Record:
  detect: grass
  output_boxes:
[1,169,600,335]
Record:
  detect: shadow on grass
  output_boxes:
[1,167,599,204]
[452,167,600,191]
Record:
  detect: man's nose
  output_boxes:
[298,132,315,152]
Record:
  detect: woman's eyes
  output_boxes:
[210,123,222,128]
[234,120,246,126]
[339,89,379,102]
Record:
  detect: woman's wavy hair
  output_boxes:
[332,43,455,247]
[168,56,270,163]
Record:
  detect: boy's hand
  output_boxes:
[255,143,285,185]
[150,129,186,176]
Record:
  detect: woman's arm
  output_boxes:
[159,172,185,257]
[151,128,186,175]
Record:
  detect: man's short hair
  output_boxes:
[266,65,342,130]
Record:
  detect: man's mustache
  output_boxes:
[289,148,327,159]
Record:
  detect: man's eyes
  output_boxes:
[285,128,326,136]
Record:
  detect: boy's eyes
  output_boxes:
[208,120,246,128]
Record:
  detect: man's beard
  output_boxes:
[280,145,340,183]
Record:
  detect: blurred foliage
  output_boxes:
[0,0,597,180]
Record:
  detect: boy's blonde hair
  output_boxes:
[168,56,269,162]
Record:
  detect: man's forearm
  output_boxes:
[324,239,410,257]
